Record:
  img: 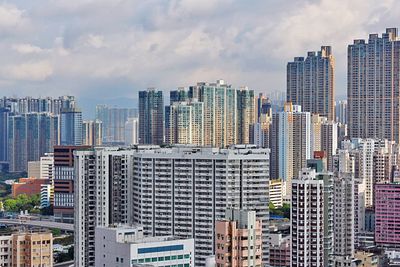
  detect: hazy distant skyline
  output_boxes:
[0,0,399,113]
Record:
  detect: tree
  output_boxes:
[2,194,41,213]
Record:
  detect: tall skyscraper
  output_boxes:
[0,108,9,164]
[237,87,255,144]
[255,93,272,122]
[333,172,355,266]
[335,100,347,124]
[82,120,102,146]
[95,105,136,144]
[165,101,204,145]
[348,28,400,142]
[321,120,338,171]
[0,96,76,115]
[198,80,239,147]
[287,46,335,120]
[61,107,83,146]
[74,145,270,266]
[138,88,164,145]
[8,115,27,172]
[166,81,256,147]
[7,113,59,172]
[291,167,334,267]
[124,117,139,145]
[170,87,188,103]
[215,209,263,266]
[270,103,311,195]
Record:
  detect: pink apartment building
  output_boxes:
[375,183,400,247]
[215,209,263,267]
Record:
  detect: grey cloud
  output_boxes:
[0,0,399,114]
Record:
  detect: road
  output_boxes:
[0,219,73,231]
[55,260,74,267]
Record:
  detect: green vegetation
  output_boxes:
[3,194,40,213]
[51,228,62,237]
[269,202,290,219]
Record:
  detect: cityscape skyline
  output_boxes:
[0,1,398,117]
[2,7,400,265]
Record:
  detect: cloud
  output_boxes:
[0,4,26,28]
[0,0,399,112]
[12,43,45,54]
[3,61,53,81]
[83,34,106,48]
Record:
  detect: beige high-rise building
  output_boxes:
[82,119,102,146]
[167,80,255,148]
[166,101,204,145]
[348,28,400,143]
[215,209,262,267]
[0,232,53,267]
[287,46,335,121]
[270,103,311,195]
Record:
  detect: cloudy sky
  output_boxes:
[0,0,399,115]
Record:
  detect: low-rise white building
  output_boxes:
[95,225,194,267]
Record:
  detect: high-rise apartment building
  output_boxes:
[166,101,204,145]
[350,138,399,207]
[138,88,164,145]
[255,93,272,122]
[291,167,334,267]
[0,108,9,164]
[198,80,239,147]
[335,100,347,124]
[61,107,83,146]
[166,81,256,147]
[270,103,311,195]
[333,149,366,248]
[0,96,76,115]
[269,231,290,267]
[0,232,53,267]
[237,88,255,144]
[321,120,338,171]
[170,87,189,103]
[82,120,102,146]
[333,172,355,266]
[74,145,270,266]
[75,148,133,267]
[287,46,335,120]
[348,28,400,142]
[8,113,59,172]
[215,209,263,267]
[125,117,139,145]
[375,183,400,247]
[95,105,136,144]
